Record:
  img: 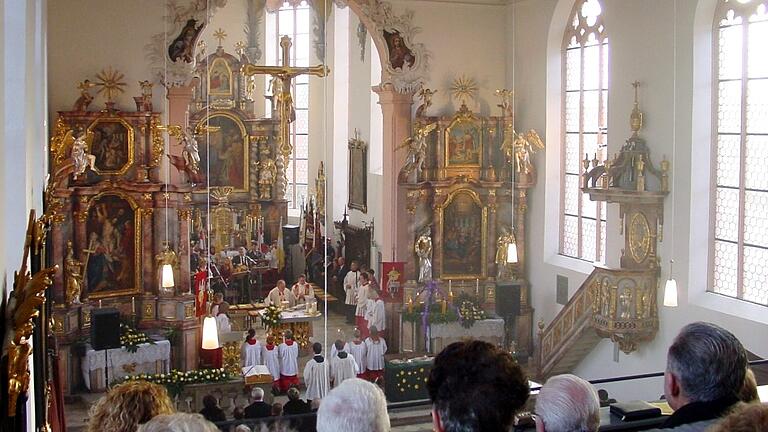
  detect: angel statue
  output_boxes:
[495,226,517,280]
[64,241,84,305]
[416,87,437,117]
[415,226,433,283]
[500,123,545,179]
[255,158,277,200]
[181,132,201,173]
[70,131,96,179]
[396,122,437,183]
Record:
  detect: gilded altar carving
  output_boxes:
[397,122,436,183]
[65,241,84,305]
[415,226,433,282]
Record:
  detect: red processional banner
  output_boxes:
[381,262,406,303]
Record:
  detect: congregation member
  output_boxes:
[365,288,386,335]
[282,387,311,431]
[244,387,272,419]
[262,335,281,389]
[232,246,249,267]
[265,279,296,307]
[277,330,300,393]
[292,274,315,304]
[87,381,174,432]
[348,328,367,379]
[343,260,361,324]
[214,301,231,336]
[316,378,390,432]
[138,413,220,432]
[709,402,768,432]
[364,326,387,382]
[427,340,529,432]
[330,339,359,387]
[210,292,224,316]
[356,272,372,336]
[199,394,227,424]
[739,368,759,403]
[241,328,261,368]
[534,374,600,432]
[648,321,747,431]
[247,240,263,260]
[303,342,331,404]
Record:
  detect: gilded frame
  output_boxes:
[444,112,482,168]
[438,188,488,279]
[208,57,234,97]
[195,111,250,192]
[348,135,368,213]
[86,117,136,176]
[83,191,142,299]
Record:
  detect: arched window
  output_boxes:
[266,0,311,213]
[560,0,608,262]
[711,0,768,305]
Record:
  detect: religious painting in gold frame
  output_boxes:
[348,135,368,213]
[444,114,482,168]
[84,192,141,299]
[196,112,249,192]
[208,57,233,97]
[86,117,135,176]
[438,189,487,279]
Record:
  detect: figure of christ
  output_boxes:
[277,331,300,393]
[87,204,123,292]
[348,329,368,379]
[364,327,387,382]
[330,339,359,388]
[303,342,330,404]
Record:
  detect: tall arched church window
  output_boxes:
[266,0,311,213]
[711,0,768,305]
[560,0,608,262]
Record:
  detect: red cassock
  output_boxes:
[194,269,208,317]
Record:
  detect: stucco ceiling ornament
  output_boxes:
[360,0,431,94]
[144,0,228,87]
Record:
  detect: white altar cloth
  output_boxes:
[82,340,171,391]
[429,318,505,352]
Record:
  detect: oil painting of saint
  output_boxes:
[198,114,247,190]
[446,122,481,166]
[85,194,138,297]
[442,191,483,277]
[209,58,232,95]
[90,120,133,174]
[383,30,415,70]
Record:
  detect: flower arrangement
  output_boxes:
[262,304,282,330]
[401,302,459,325]
[114,368,231,397]
[456,292,486,329]
[120,322,154,353]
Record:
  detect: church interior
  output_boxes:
[1,0,767,431]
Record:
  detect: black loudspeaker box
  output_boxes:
[282,224,300,245]
[495,283,521,318]
[91,308,122,350]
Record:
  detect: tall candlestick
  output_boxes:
[98,299,102,308]
[132,297,136,315]
[441,299,447,314]
[475,279,480,296]
[407,296,414,314]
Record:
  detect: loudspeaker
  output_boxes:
[495,283,521,318]
[282,225,300,245]
[91,308,121,350]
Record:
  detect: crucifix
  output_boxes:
[242,35,330,197]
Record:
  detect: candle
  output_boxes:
[132,297,136,315]
[449,279,452,293]
[476,279,480,296]
[449,288,454,304]
[98,299,102,308]
[407,296,413,314]
[441,299,447,315]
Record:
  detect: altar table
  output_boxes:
[81,340,171,391]
[401,318,505,353]
[257,308,322,349]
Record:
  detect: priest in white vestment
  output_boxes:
[365,289,386,334]
[303,342,330,403]
[364,326,387,382]
[265,279,296,307]
[330,340,358,387]
[262,335,281,386]
[343,261,361,324]
[241,328,262,367]
[348,328,368,379]
[291,274,315,304]
[277,331,300,393]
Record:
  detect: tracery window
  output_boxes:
[711,0,768,305]
[560,0,608,262]
[266,0,311,212]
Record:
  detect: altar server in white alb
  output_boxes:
[215,301,232,337]
[343,261,361,324]
[277,330,300,393]
[330,339,359,387]
[303,342,330,404]
[241,328,262,368]
[348,328,368,379]
[262,335,281,387]
[356,272,372,337]
[364,326,387,382]
[365,288,386,335]
[329,337,350,360]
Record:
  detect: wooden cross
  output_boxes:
[242,35,329,194]
[81,238,97,283]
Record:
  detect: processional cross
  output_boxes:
[242,35,329,195]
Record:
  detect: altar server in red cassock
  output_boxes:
[241,328,262,368]
[277,330,300,393]
[262,335,281,391]
[348,328,368,379]
[364,326,387,382]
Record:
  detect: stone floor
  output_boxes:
[63,306,434,431]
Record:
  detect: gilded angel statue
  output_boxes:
[501,124,544,178]
[396,122,437,183]
[63,130,96,179]
[495,226,517,280]
[65,241,84,305]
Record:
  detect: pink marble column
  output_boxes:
[372,84,415,266]
[166,84,195,185]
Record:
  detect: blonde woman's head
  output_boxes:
[86,380,174,432]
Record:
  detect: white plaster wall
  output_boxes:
[512,0,768,401]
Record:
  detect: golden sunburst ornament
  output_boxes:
[450,75,478,106]
[94,67,127,103]
[213,28,227,46]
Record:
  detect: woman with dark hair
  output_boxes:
[199,394,227,425]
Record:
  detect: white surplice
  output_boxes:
[330,354,358,387]
[291,282,315,304]
[215,313,231,336]
[355,283,370,317]
[265,287,296,307]
[278,341,299,376]
[329,342,350,360]
[348,340,367,373]
[262,344,280,380]
[241,340,262,367]
[303,356,330,400]
[365,299,386,331]
[343,270,360,305]
[364,337,387,371]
